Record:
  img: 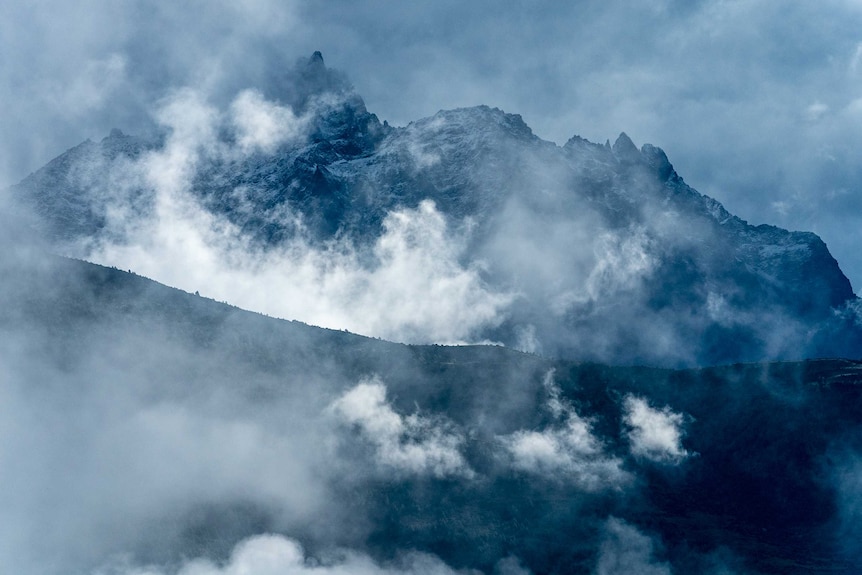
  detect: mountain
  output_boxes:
[5,50,862,575]
[1,250,861,574]
[9,52,862,366]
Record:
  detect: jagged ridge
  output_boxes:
[8,52,861,366]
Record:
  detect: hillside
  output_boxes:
[2,252,861,574]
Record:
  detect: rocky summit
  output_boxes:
[10,52,862,366]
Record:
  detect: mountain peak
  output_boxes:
[414,106,536,143]
[266,51,352,112]
[612,132,640,162]
[640,143,676,182]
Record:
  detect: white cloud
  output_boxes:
[404,134,441,169]
[92,194,509,344]
[586,229,654,300]
[146,88,223,194]
[94,533,472,575]
[503,420,624,490]
[805,102,830,122]
[499,371,629,490]
[51,53,127,116]
[82,89,512,345]
[623,395,689,464]
[329,377,474,479]
[230,89,307,154]
[546,226,655,315]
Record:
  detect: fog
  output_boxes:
[0,241,729,572]
[29,86,508,345]
[13,71,847,365]
[3,2,862,572]
[4,232,861,571]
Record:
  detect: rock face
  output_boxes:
[9,52,861,366]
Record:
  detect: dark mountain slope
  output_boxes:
[2,252,862,574]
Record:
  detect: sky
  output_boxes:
[3,0,862,289]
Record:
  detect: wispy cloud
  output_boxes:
[594,517,671,575]
[79,88,511,344]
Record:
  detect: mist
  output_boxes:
[3,236,862,572]
[31,86,508,345]
[16,72,851,366]
[4,3,862,572]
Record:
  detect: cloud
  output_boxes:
[0,0,303,186]
[594,517,671,575]
[0,322,343,574]
[825,447,862,566]
[622,395,689,463]
[502,424,625,490]
[81,88,511,345]
[5,0,862,293]
[11,55,845,365]
[230,89,308,154]
[527,224,656,318]
[329,377,474,479]
[805,101,830,122]
[94,533,474,575]
[499,371,629,490]
[54,53,128,116]
[493,556,533,575]
[585,228,655,302]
